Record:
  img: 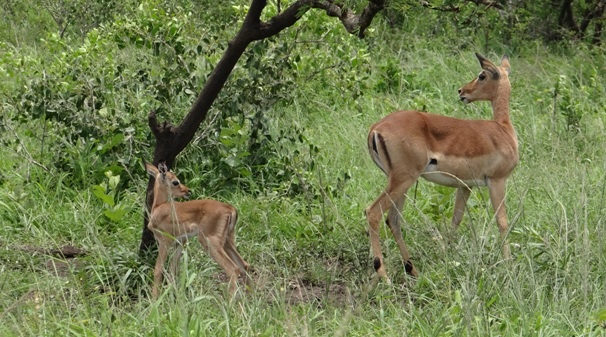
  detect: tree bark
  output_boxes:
[139,0,385,256]
[558,0,579,33]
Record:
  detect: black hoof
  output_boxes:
[405,260,415,275]
[373,257,382,272]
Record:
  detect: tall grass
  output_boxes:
[2,10,606,337]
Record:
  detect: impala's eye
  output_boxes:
[172,180,180,186]
[478,72,486,81]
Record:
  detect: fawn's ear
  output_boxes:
[157,162,168,180]
[501,55,511,75]
[145,163,159,178]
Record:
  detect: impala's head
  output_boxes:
[145,162,191,200]
[458,53,511,104]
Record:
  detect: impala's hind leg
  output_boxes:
[365,176,416,283]
[386,194,418,277]
[225,234,251,288]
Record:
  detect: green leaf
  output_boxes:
[99,133,125,154]
[592,308,606,322]
[92,185,114,207]
[103,208,128,222]
[109,175,120,189]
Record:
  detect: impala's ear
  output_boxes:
[501,55,511,75]
[145,162,158,178]
[157,162,169,179]
[475,53,499,79]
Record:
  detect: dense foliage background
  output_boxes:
[1,0,606,335]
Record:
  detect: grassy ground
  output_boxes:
[2,9,606,336]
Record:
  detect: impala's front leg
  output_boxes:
[452,187,472,229]
[487,178,511,259]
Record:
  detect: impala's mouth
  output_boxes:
[459,96,469,103]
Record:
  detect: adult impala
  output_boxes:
[145,162,250,298]
[365,53,517,283]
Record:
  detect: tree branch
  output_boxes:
[466,0,504,10]
[256,0,385,40]
[255,1,311,39]
[148,110,176,140]
[420,1,461,13]
[167,0,385,152]
[309,0,385,38]
[579,0,606,35]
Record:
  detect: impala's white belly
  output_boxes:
[421,160,487,187]
[421,170,486,187]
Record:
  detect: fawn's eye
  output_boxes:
[172,181,180,186]
[478,73,486,81]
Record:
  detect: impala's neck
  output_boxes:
[492,82,512,126]
[151,185,170,210]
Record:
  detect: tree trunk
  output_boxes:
[558,0,579,33]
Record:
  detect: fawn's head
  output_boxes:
[458,53,511,104]
[145,162,191,200]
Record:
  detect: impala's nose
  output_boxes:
[458,88,468,102]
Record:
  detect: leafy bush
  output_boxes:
[3,2,319,197]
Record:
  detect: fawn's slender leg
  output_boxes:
[206,237,240,294]
[224,233,250,286]
[152,241,169,299]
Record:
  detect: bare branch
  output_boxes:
[147,110,173,139]
[579,0,606,35]
[420,1,461,13]
[466,0,504,10]
[40,0,70,38]
[255,1,311,39]
[308,0,386,38]
[256,0,385,40]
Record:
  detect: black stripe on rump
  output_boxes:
[376,133,392,171]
